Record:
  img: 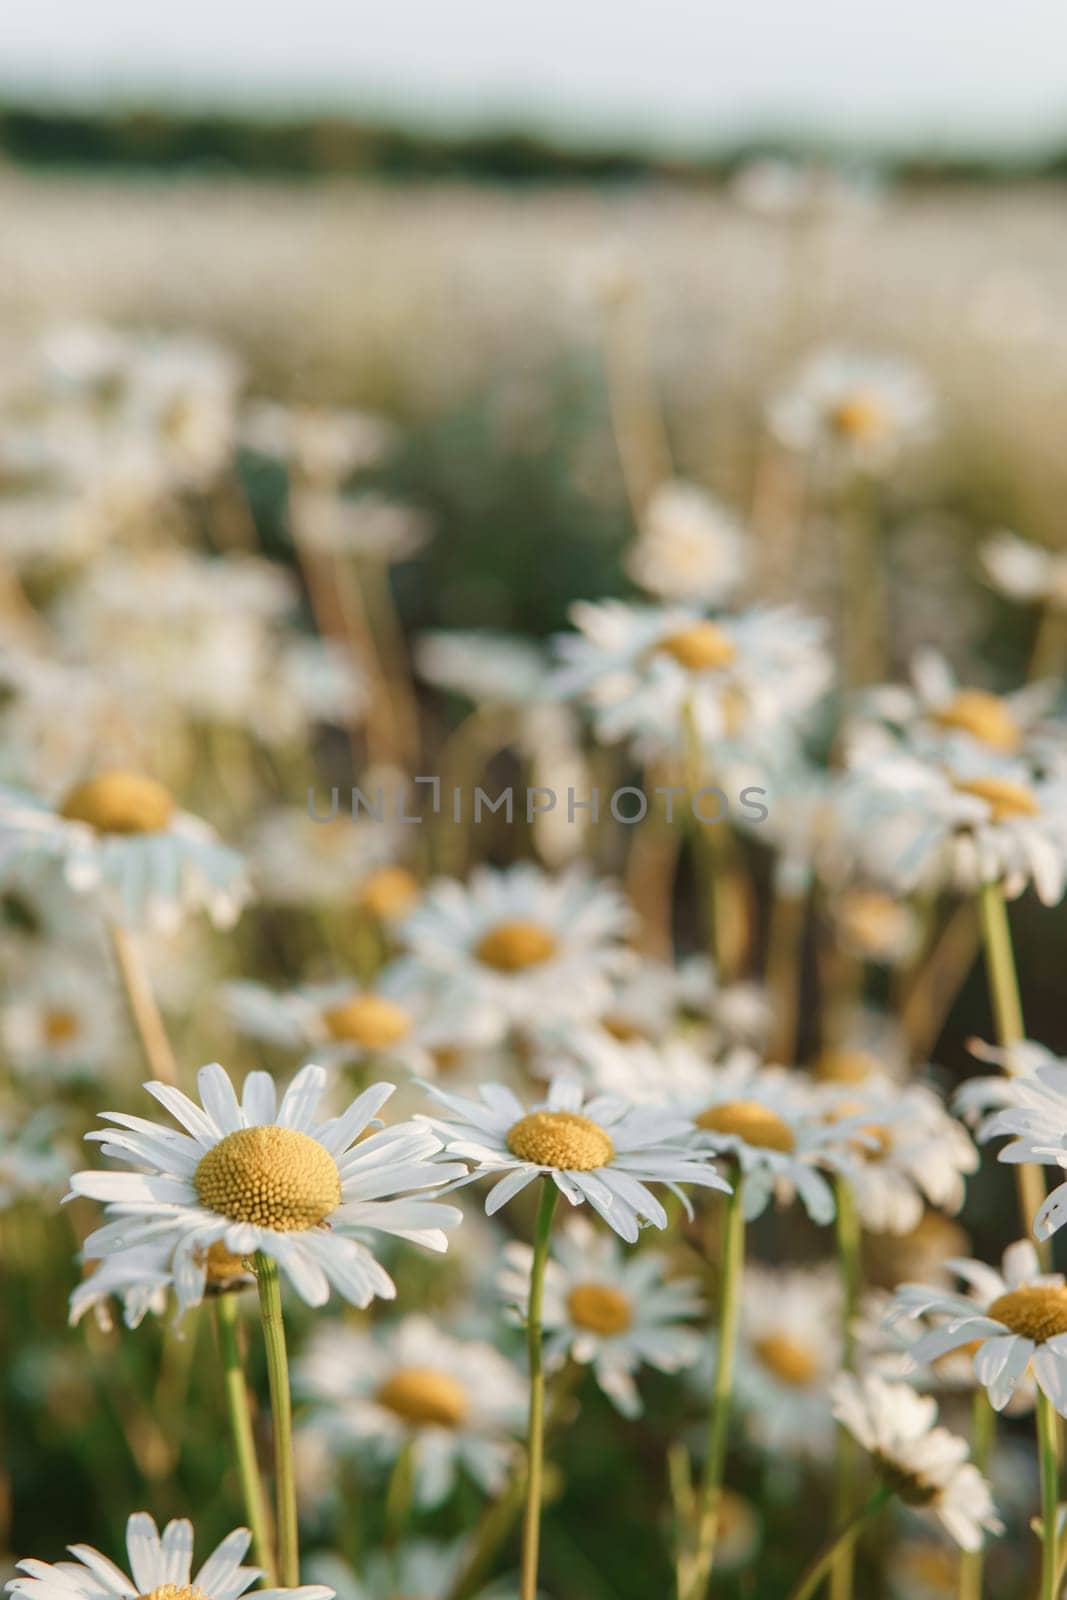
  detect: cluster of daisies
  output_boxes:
[5,320,1067,1600]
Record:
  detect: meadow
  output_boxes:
[3,167,1067,1600]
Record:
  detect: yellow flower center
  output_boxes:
[194,1126,341,1232]
[506,1110,615,1170]
[753,1334,819,1386]
[696,1100,795,1152]
[43,1008,80,1044]
[321,994,412,1048]
[828,392,888,441]
[931,689,1020,753]
[567,1282,633,1336]
[656,621,737,672]
[376,1366,468,1428]
[59,771,175,835]
[896,1545,957,1592]
[836,890,907,953]
[987,1284,1067,1343]
[200,1239,251,1286]
[601,1014,645,1043]
[815,1049,881,1085]
[475,919,558,971]
[954,775,1040,823]
[357,865,420,919]
[141,1586,208,1600]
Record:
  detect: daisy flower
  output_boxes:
[68,1063,465,1310]
[768,348,934,472]
[889,1240,1067,1414]
[1,955,123,1083]
[498,1215,704,1416]
[550,598,831,762]
[624,479,749,606]
[0,1106,70,1208]
[830,1374,1001,1550]
[308,1547,514,1600]
[579,1037,862,1224]
[70,1238,254,1331]
[414,630,547,709]
[732,1264,842,1459]
[980,1059,1067,1239]
[394,864,632,1045]
[981,530,1067,612]
[298,1315,524,1507]
[221,973,490,1077]
[839,744,1067,905]
[0,772,249,932]
[423,1075,729,1242]
[242,400,394,483]
[246,806,415,914]
[827,1081,977,1235]
[855,649,1055,760]
[289,487,431,562]
[953,1036,1055,1132]
[5,1513,330,1600]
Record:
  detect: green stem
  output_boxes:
[384,1442,415,1547]
[786,1486,892,1600]
[1039,1392,1059,1600]
[976,880,1047,1259]
[680,699,749,983]
[520,1182,559,1600]
[685,1181,745,1600]
[215,1293,276,1585]
[830,1181,862,1600]
[255,1253,299,1586]
[959,1391,995,1600]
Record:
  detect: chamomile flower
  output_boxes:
[981,530,1067,611]
[580,1038,860,1224]
[856,649,1055,760]
[414,630,547,708]
[0,773,249,932]
[732,1264,842,1459]
[551,599,831,762]
[70,1238,255,1331]
[394,864,632,1044]
[220,976,460,1077]
[768,348,934,473]
[889,1240,1067,1414]
[298,1316,524,1507]
[1,956,122,1083]
[0,1106,70,1208]
[497,1215,703,1416]
[953,1036,1054,1132]
[242,401,394,483]
[308,1547,513,1600]
[840,745,1067,905]
[423,1075,728,1242]
[68,1063,465,1311]
[828,1081,977,1235]
[289,488,432,562]
[624,479,749,606]
[5,1513,331,1600]
[246,806,412,912]
[980,1060,1067,1240]
[831,1374,1001,1550]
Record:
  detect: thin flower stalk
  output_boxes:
[685,1181,745,1600]
[215,1291,276,1584]
[977,880,1047,1256]
[520,1181,560,1600]
[255,1252,300,1587]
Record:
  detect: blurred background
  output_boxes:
[5,6,1067,1594]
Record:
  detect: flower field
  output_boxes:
[3,167,1067,1600]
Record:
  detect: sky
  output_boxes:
[8,0,1067,153]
